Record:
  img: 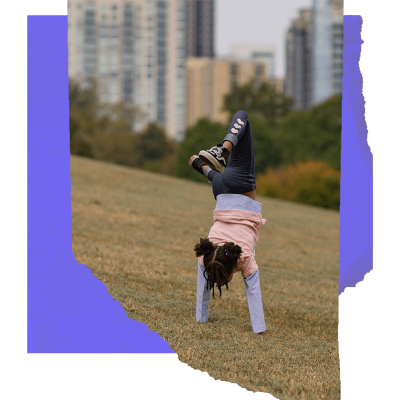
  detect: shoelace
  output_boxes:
[210,145,224,159]
[209,145,221,155]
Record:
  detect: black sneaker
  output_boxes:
[189,156,212,183]
[199,143,230,173]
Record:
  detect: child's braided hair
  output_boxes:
[194,237,242,298]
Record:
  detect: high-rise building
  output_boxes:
[185,0,214,58]
[310,0,343,105]
[284,0,343,109]
[230,44,276,79]
[330,0,343,96]
[284,8,312,109]
[311,0,333,105]
[68,0,186,141]
[185,57,269,127]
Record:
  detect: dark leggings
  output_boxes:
[206,110,256,199]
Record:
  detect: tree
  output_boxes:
[175,118,227,183]
[99,100,144,136]
[271,94,342,169]
[69,78,99,156]
[69,78,142,160]
[246,112,283,174]
[223,79,294,125]
[135,123,176,167]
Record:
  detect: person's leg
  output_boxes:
[222,110,251,151]
[243,269,266,333]
[196,110,256,197]
[220,111,257,194]
[189,155,212,183]
[196,259,211,322]
[199,110,251,173]
[222,141,233,152]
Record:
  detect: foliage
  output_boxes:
[247,112,283,174]
[135,123,177,167]
[90,131,139,168]
[272,94,342,169]
[256,160,340,210]
[69,78,139,156]
[223,79,294,125]
[69,79,173,171]
[142,153,177,176]
[175,118,227,182]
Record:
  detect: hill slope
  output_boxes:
[71,155,340,400]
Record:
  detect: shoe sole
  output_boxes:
[198,150,225,173]
[190,157,211,183]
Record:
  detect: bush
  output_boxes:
[70,133,95,158]
[142,153,177,176]
[256,160,340,210]
[91,132,139,168]
[271,94,342,170]
[135,123,176,167]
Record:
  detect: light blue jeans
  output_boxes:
[196,259,267,333]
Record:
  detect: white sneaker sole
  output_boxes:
[199,150,226,173]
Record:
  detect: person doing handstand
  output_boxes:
[189,110,267,334]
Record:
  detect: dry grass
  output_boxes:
[71,155,340,400]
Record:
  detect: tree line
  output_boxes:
[70,78,341,210]
[69,79,176,174]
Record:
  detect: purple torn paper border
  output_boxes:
[339,15,373,294]
[27,15,372,352]
[27,16,173,352]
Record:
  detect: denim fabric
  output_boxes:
[206,110,257,199]
[196,259,266,333]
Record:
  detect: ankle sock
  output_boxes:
[221,146,230,157]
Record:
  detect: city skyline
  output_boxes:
[215,0,312,78]
[67,0,343,141]
[68,0,328,85]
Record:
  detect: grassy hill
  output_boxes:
[71,155,340,400]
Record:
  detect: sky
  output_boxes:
[215,0,313,79]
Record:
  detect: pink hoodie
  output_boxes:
[199,194,267,278]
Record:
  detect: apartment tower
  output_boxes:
[185,0,214,57]
[284,8,312,110]
[68,0,186,141]
[284,0,343,109]
[185,57,269,127]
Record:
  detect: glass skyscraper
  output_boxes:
[284,0,343,109]
[311,0,333,105]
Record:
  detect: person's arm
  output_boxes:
[196,259,211,323]
[243,269,266,334]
